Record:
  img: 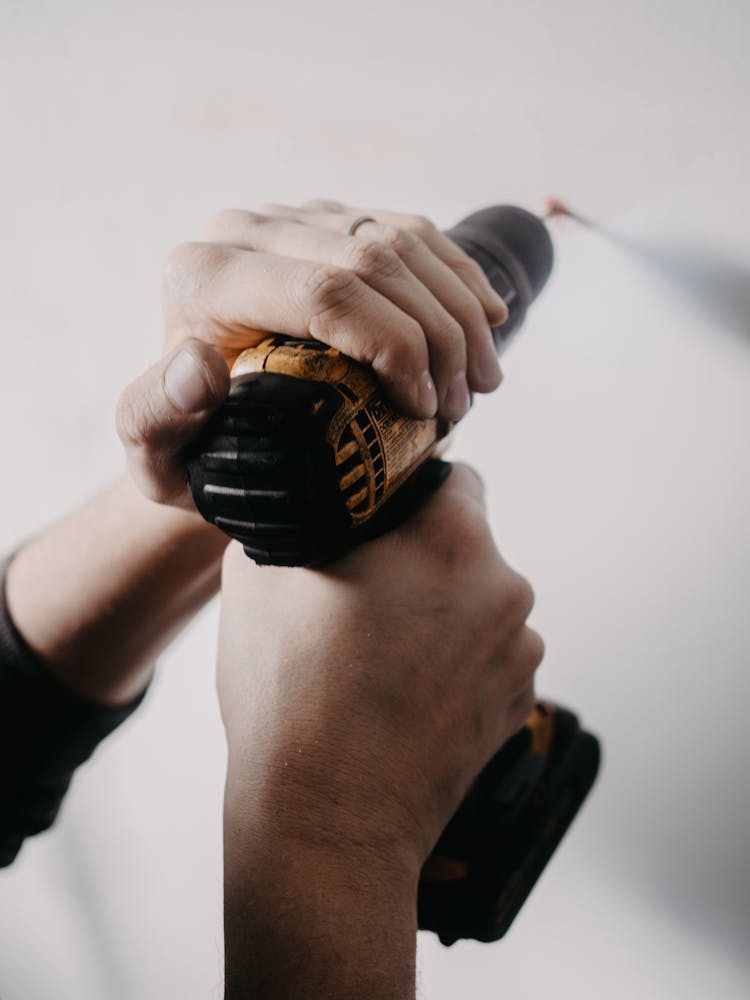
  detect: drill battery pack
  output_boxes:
[417,702,600,944]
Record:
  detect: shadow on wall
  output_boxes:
[625,241,750,346]
[565,213,750,346]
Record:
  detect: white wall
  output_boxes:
[1,2,748,997]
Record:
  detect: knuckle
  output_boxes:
[380,224,420,256]
[115,378,173,457]
[434,494,490,564]
[162,241,194,279]
[303,265,362,326]
[505,574,536,628]
[256,201,291,216]
[204,209,266,239]
[378,223,403,247]
[432,315,465,354]
[505,628,544,692]
[203,213,228,241]
[163,240,210,273]
[115,384,149,449]
[400,213,436,239]
[239,209,268,227]
[458,255,487,283]
[162,242,231,301]
[525,629,546,671]
[303,198,346,212]
[371,319,425,375]
[343,239,402,282]
[114,391,133,447]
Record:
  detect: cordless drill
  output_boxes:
[185,206,600,945]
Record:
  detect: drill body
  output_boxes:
[186,335,450,565]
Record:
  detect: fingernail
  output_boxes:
[164,349,213,413]
[475,333,502,391]
[444,372,471,422]
[417,371,438,417]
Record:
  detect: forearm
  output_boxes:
[223,766,419,1000]
[5,475,227,705]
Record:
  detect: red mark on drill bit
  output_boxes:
[543,197,596,229]
[544,196,572,219]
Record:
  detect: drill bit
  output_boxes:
[543,196,750,343]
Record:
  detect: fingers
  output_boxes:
[378,213,509,326]
[206,204,506,405]
[166,200,509,425]
[503,624,545,684]
[399,461,492,569]
[205,211,478,420]
[487,626,544,738]
[164,242,437,418]
[116,339,230,508]
[284,202,508,386]
[361,219,502,397]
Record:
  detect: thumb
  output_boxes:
[116,339,230,508]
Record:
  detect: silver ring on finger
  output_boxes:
[343,215,377,237]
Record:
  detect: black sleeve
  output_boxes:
[0,556,148,867]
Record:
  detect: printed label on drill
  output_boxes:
[366,394,440,488]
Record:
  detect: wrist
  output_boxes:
[223,722,429,880]
[225,756,423,888]
[224,767,419,999]
[6,475,227,705]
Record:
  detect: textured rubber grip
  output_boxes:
[186,373,349,565]
[185,371,449,565]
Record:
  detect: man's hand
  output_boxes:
[116,201,507,510]
[218,463,543,999]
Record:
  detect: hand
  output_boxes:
[116,201,508,509]
[218,462,543,875]
[218,463,543,998]
[188,199,508,410]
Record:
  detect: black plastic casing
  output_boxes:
[185,374,349,565]
[417,705,600,944]
[447,204,554,350]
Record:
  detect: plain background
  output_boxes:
[1,1,749,997]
